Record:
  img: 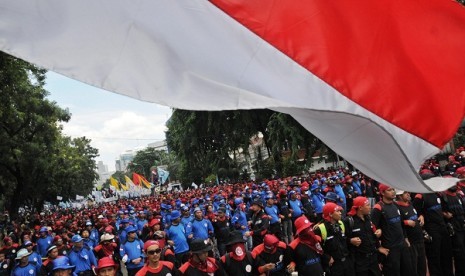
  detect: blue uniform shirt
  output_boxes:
[231,209,248,234]
[289,199,303,218]
[68,246,97,273]
[187,219,214,240]
[11,262,39,276]
[119,239,144,270]
[165,223,189,254]
[311,192,325,214]
[264,205,280,224]
[36,236,53,257]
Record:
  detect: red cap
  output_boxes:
[456,166,465,176]
[96,257,118,272]
[378,183,391,194]
[323,203,343,221]
[347,197,369,216]
[148,219,160,227]
[263,234,279,251]
[143,240,159,251]
[294,216,313,235]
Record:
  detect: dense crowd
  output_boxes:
[1,147,465,276]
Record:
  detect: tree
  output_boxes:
[126,147,170,181]
[0,52,98,215]
[166,109,273,184]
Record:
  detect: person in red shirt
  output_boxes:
[179,239,226,276]
[252,234,290,276]
[135,240,176,276]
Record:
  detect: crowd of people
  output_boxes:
[1,147,465,276]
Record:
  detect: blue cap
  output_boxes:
[234,198,243,205]
[52,257,75,271]
[39,226,48,233]
[311,184,320,191]
[125,225,137,233]
[194,207,202,213]
[71,235,83,243]
[325,192,339,202]
[120,218,130,224]
[181,205,189,211]
[170,210,181,220]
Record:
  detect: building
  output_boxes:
[115,150,136,171]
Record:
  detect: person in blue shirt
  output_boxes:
[165,210,189,268]
[333,178,347,211]
[231,198,251,251]
[119,226,144,276]
[50,256,76,276]
[186,207,214,241]
[288,191,304,223]
[352,173,363,196]
[68,235,97,276]
[118,219,130,244]
[11,248,40,276]
[180,206,193,227]
[135,212,147,236]
[84,222,100,246]
[36,227,53,257]
[81,230,96,251]
[23,241,42,267]
[310,184,325,222]
[264,194,281,238]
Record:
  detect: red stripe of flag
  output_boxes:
[211,0,465,147]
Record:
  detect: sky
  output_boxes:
[44,72,172,172]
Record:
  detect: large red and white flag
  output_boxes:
[1,0,465,192]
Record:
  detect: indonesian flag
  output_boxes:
[1,1,465,192]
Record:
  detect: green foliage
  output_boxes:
[127,147,169,180]
[165,108,332,184]
[0,52,98,215]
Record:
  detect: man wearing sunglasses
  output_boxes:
[136,240,176,276]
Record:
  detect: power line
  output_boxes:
[88,136,165,141]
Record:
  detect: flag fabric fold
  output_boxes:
[110,176,121,191]
[1,0,465,192]
[132,173,141,187]
[122,176,133,191]
[133,173,151,189]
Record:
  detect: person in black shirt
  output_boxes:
[314,203,354,276]
[178,239,226,276]
[395,191,426,276]
[441,185,465,276]
[413,187,453,276]
[345,196,381,276]
[277,190,293,244]
[0,250,11,276]
[371,184,414,276]
[287,216,325,276]
[211,207,231,257]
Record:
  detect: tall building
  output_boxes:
[147,140,168,152]
[97,161,108,174]
[115,150,136,171]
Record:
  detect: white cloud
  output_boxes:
[46,72,172,171]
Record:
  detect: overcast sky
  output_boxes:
[45,72,172,172]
